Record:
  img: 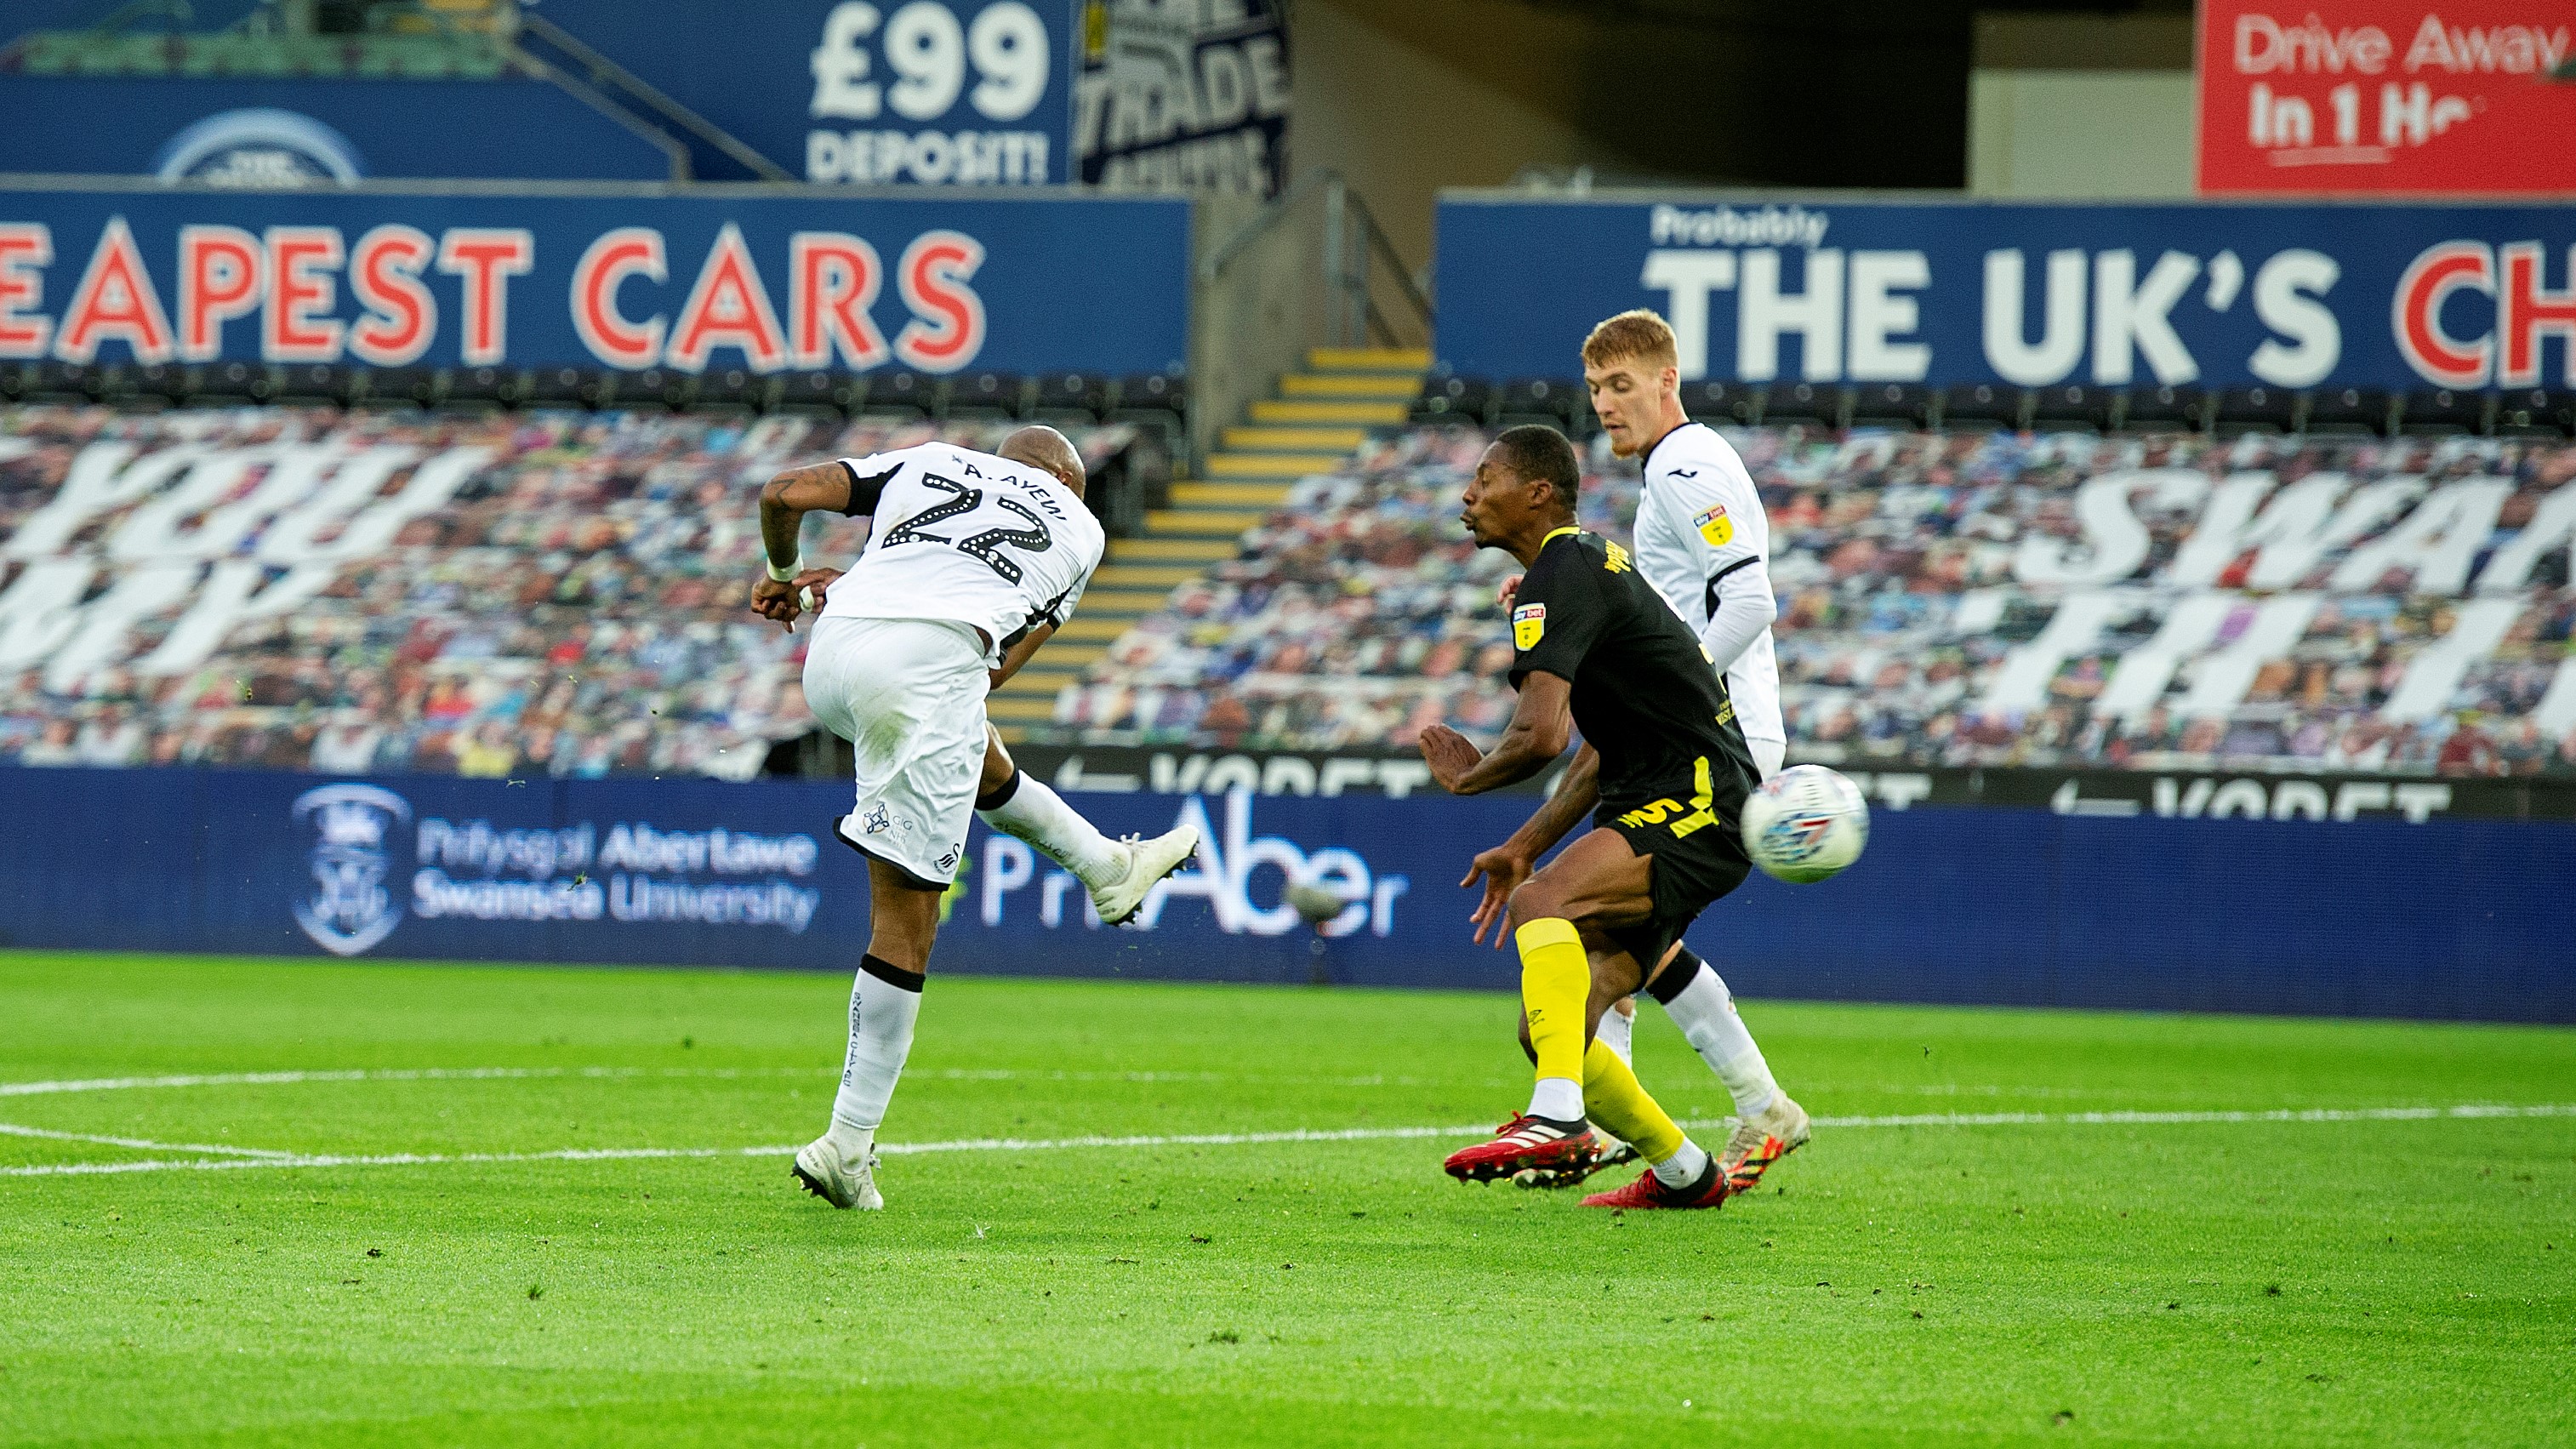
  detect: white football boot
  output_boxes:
[1719,1094,1812,1195]
[1090,825,1202,926]
[792,1136,883,1211]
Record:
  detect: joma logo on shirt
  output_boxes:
[1694,505,1733,547]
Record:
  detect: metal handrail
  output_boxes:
[1201,168,1433,348]
[512,12,793,182]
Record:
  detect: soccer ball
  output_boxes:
[1741,765,1869,884]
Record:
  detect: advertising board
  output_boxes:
[3,765,2568,1023]
[2197,2,2576,195]
[1433,194,2576,392]
[525,0,1078,185]
[0,185,1189,376]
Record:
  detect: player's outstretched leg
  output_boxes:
[1575,1036,1727,1209]
[976,730,1199,926]
[795,859,938,1211]
[1645,944,1810,1193]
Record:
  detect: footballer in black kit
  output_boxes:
[1506,523,1759,970]
[1418,423,1759,1210]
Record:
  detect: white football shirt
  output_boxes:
[1628,421,1786,748]
[818,442,1106,665]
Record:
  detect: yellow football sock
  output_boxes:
[1582,1036,1686,1166]
[1515,918,1590,1087]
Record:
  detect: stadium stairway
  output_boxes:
[989,346,1430,739]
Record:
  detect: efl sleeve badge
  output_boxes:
[1512,602,1547,648]
[1694,504,1734,548]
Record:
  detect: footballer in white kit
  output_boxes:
[749,426,1196,1212]
[1582,309,1809,1195]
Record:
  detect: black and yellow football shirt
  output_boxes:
[1507,526,1759,819]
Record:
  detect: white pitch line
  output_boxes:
[2,1103,2568,1181]
[0,1065,1405,1100]
[0,1121,296,1159]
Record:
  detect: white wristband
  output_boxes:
[766,556,802,584]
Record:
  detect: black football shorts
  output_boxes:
[1593,782,1752,977]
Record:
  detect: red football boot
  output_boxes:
[1442,1114,1599,1184]
[1579,1156,1729,1210]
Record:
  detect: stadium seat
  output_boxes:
[2495,389,2572,438]
[1938,382,2020,430]
[948,371,1027,420]
[442,367,527,411]
[356,367,445,410]
[21,362,108,404]
[186,360,273,407]
[1109,373,1188,456]
[2303,386,2395,436]
[1031,371,1105,423]
[1762,381,1843,430]
[777,370,858,418]
[2026,384,2112,432]
[270,363,356,409]
[1496,378,1581,428]
[526,366,607,410]
[2123,385,2206,431]
[2398,388,2489,435]
[116,362,191,411]
[1678,379,1757,425]
[613,368,692,413]
[693,367,772,415]
[2211,385,2299,435]
[1849,382,1935,431]
[863,368,939,420]
[1411,375,1491,425]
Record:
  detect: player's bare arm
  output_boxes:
[751,463,856,625]
[1420,670,1571,797]
[989,622,1057,691]
[1463,742,1602,946]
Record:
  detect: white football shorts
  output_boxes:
[801,615,989,889]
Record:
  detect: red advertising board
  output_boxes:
[2197,1,2576,194]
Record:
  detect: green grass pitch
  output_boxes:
[2,950,2571,1447]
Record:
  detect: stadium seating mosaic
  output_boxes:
[5,407,2573,779]
[0,407,1129,779]
[1047,425,2576,776]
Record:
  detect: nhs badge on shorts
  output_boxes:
[1694,505,1734,547]
[1512,603,1546,649]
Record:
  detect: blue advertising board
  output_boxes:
[0,185,1188,375]
[2,766,2568,1024]
[522,0,1076,185]
[0,77,674,184]
[1433,193,2576,393]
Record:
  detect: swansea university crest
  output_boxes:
[292,784,411,956]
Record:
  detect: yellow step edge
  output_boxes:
[1109,538,1234,562]
[1172,482,1291,506]
[1308,346,1432,372]
[1056,617,1136,642]
[987,697,1060,721]
[1206,454,1343,479]
[1280,374,1420,400]
[1145,507,1265,533]
[996,670,1080,695]
[1222,425,1366,451]
[1251,399,1407,424]
[1079,594,1171,617]
[1092,564,1199,588]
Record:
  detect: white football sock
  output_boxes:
[1596,1000,1634,1066]
[826,955,923,1156]
[1650,1137,1712,1187]
[980,771,1124,887]
[1660,962,1781,1119]
[1527,1076,1584,1122]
